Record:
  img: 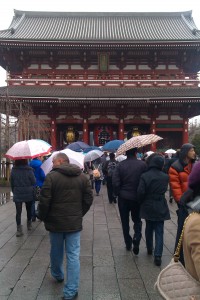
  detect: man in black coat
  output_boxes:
[112,148,147,254]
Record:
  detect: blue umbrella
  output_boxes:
[65,141,90,152]
[83,146,101,153]
[102,140,125,152]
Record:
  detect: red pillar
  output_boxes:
[119,119,124,140]
[83,119,89,144]
[183,118,189,144]
[50,119,57,151]
[150,119,157,152]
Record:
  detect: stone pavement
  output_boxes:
[0,185,178,300]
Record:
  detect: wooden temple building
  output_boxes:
[0,10,200,151]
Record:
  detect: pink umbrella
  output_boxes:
[116,134,163,157]
[5,139,52,160]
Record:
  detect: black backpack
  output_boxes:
[107,161,117,177]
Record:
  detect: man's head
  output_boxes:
[109,152,115,160]
[126,147,138,157]
[52,153,69,168]
[179,143,196,164]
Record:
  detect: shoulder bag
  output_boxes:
[155,212,200,300]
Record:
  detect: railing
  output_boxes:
[0,161,13,181]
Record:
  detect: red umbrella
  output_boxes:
[5,139,52,160]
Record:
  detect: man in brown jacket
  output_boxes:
[37,152,93,300]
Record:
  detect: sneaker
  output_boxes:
[133,245,139,255]
[154,256,162,266]
[56,278,64,283]
[126,244,132,251]
[27,221,32,231]
[62,292,78,300]
[16,225,23,237]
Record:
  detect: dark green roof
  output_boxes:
[0,86,200,102]
[0,10,200,43]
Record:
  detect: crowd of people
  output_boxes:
[9,142,200,299]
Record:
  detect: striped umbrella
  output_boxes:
[116,134,163,157]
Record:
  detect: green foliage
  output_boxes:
[191,134,200,156]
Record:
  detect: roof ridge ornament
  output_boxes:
[181,13,200,36]
[10,13,25,34]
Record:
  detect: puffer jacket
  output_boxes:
[10,165,36,203]
[169,143,195,203]
[37,163,93,232]
[169,161,192,203]
[137,155,170,221]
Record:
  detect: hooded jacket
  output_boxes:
[169,143,195,203]
[37,163,93,232]
[29,158,45,187]
[137,155,170,221]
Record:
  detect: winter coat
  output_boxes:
[37,163,93,232]
[137,155,170,221]
[188,161,200,196]
[169,143,195,203]
[10,165,36,203]
[112,156,147,201]
[183,212,200,281]
[29,158,45,187]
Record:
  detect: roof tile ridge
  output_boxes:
[10,13,25,34]
[181,13,200,35]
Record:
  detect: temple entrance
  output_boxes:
[57,124,83,149]
[125,125,150,140]
[90,125,118,146]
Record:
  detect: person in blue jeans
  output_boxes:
[29,156,45,221]
[137,154,170,266]
[37,152,93,300]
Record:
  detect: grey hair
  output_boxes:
[53,152,69,163]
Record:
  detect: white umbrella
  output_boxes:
[165,149,176,154]
[146,151,154,157]
[5,139,52,160]
[41,149,85,175]
[84,149,103,162]
[115,155,127,162]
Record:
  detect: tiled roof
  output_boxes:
[0,10,200,42]
[0,86,200,101]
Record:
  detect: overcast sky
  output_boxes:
[0,0,199,121]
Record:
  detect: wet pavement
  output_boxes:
[0,185,178,300]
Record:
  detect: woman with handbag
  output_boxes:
[175,160,200,265]
[183,212,200,281]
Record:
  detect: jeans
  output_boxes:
[145,220,164,257]
[31,200,36,219]
[118,197,142,248]
[49,231,81,299]
[15,202,32,226]
[94,179,101,194]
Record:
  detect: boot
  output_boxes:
[16,225,23,237]
[27,220,32,231]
